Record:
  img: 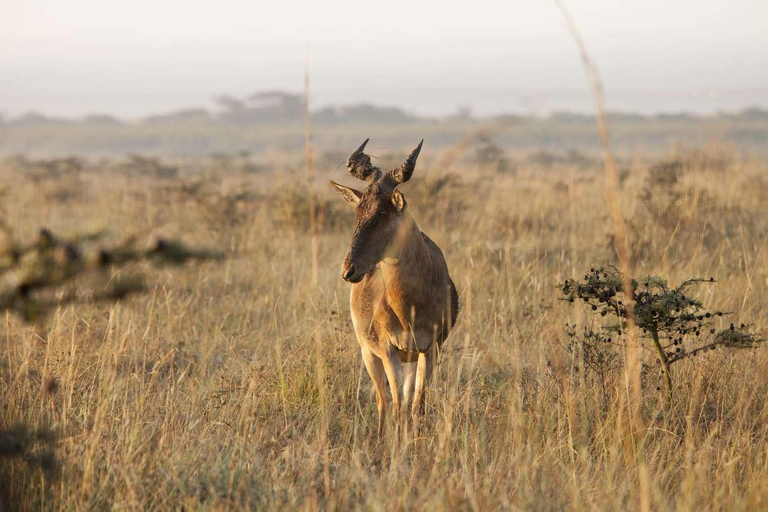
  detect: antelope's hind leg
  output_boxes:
[361,346,389,439]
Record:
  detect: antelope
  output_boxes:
[330,139,459,437]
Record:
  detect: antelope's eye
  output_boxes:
[380,211,388,216]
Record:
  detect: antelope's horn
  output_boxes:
[346,138,381,182]
[386,139,423,188]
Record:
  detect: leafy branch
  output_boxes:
[561,265,765,402]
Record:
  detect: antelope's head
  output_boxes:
[330,139,423,283]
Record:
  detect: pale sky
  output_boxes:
[1,0,767,119]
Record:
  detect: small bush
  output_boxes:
[561,265,765,401]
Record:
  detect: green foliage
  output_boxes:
[561,265,765,397]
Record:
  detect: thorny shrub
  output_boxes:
[619,150,765,267]
[561,265,765,401]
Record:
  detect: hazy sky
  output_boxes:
[2,0,767,118]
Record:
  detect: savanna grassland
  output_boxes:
[2,140,768,510]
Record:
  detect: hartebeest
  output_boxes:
[330,139,459,437]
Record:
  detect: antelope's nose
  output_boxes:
[341,253,364,283]
[342,266,356,281]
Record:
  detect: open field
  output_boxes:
[2,142,768,510]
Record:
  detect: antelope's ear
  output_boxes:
[391,189,406,212]
[330,180,362,207]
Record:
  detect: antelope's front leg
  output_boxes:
[361,347,388,439]
[380,346,405,433]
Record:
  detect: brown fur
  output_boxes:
[331,140,458,437]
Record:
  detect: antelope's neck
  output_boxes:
[378,215,432,324]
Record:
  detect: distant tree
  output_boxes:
[449,105,474,122]
[740,107,768,120]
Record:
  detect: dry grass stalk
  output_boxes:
[554,0,646,505]
[304,49,319,288]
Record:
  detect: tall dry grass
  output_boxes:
[1,147,768,510]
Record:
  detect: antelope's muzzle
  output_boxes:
[341,254,366,283]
